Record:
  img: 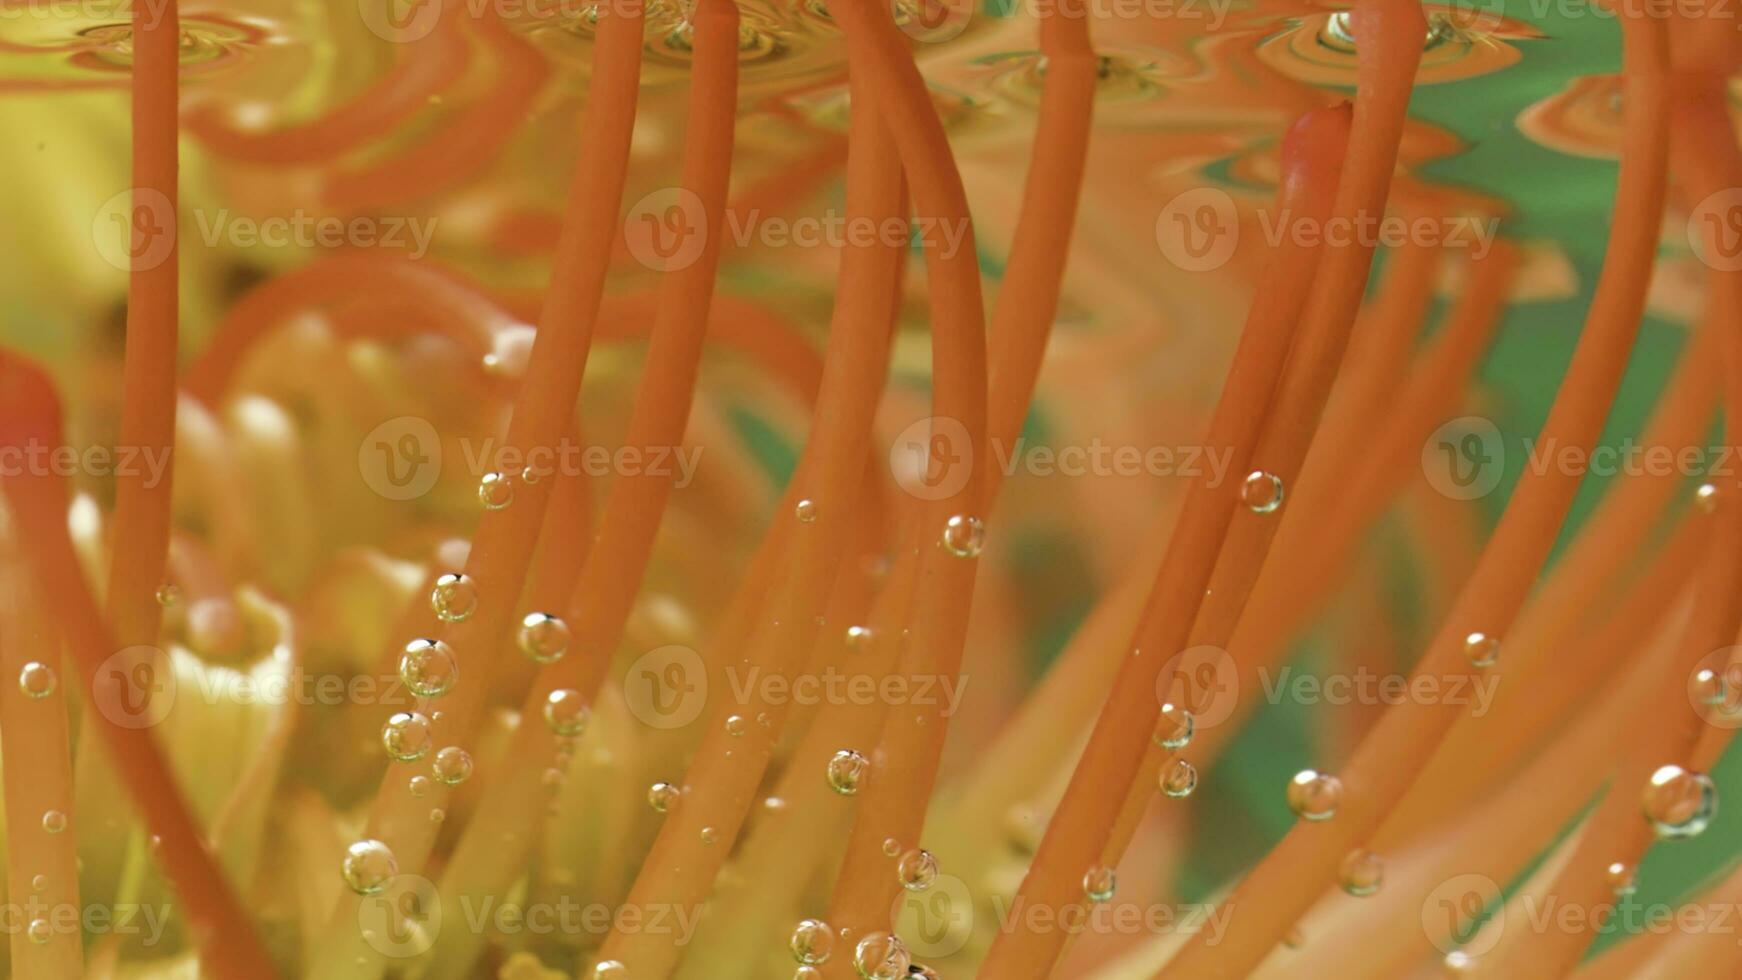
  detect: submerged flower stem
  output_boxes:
[0,547,83,976]
[815,0,1095,958]
[318,1,648,974]
[596,11,934,977]
[1478,68,1742,979]
[0,358,275,978]
[976,101,1352,980]
[1382,321,1720,837]
[1161,12,1670,975]
[660,83,909,972]
[1119,238,1518,863]
[422,3,740,975]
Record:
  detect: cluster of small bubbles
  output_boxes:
[845,625,873,651]
[725,714,748,737]
[517,612,571,664]
[18,662,56,700]
[940,514,986,558]
[1154,701,1194,750]
[700,826,719,845]
[432,746,474,785]
[1240,470,1285,513]
[341,839,397,895]
[1605,860,1637,897]
[27,919,50,945]
[430,572,479,623]
[789,918,835,964]
[647,782,680,813]
[1462,631,1500,668]
[1161,759,1198,798]
[409,775,433,797]
[41,810,66,834]
[1083,865,1117,903]
[156,583,180,606]
[827,749,869,795]
[478,471,515,510]
[400,639,459,698]
[1642,764,1717,839]
[1287,769,1343,821]
[796,498,820,523]
[1697,482,1721,513]
[543,689,592,736]
[1337,848,1383,897]
[381,711,433,762]
[853,932,911,979]
[897,849,939,891]
[591,961,629,980]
